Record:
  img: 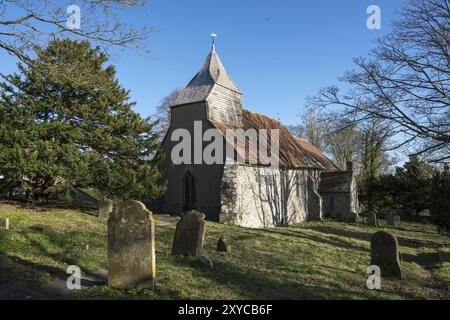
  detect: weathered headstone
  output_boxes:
[394,215,401,223]
[98,198,113,218]
[367,211,378,227]
[172,210,205,256]
[0,217,9,230]
[217,236,231,253]
[386,214,396,227]
[107,200,155,289]
[371,231,402,279]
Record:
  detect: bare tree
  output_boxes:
[355,118,396,209]
[153,88,180,140]
[0,1,155,82]
[295,106,329,150]
[323,118,360,170]
[286,124,305,139]
[358,119,393,179]
[315,0,450,163]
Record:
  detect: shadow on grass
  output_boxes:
[257,226,369,253]
[172,257,375,300]
[0,225,106,290]
[2,200,97,216]
[0,254,106,299]
[394,225,438,236]
[402,252,438,267]
[302,225,372,243]
[303,224,440,251]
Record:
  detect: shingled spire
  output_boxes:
[173,45,243,126]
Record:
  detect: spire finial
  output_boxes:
[211,33,217,51]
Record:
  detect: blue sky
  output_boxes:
[0,0,409,125]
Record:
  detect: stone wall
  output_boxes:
[321,172,359,220]
[321,193,352,219]
[219,159,239,225]
[307,174,323,221]
[350,176,359,213]
[220,163,322,228]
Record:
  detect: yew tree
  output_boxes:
[0,39,164,202]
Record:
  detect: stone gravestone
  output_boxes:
[98,198,113,218]
[0,217,9,230]
[107,200,155,289]
[172,210,205,256]
[394,215,401,223]
[217,236,231,253]
[367,211,378,227]
[386,214,396,227]
[371,231,402,279]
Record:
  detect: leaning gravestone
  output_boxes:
[108,200,155,289]
[172,210,205,256]
[386,214,396,227]
[0,217,9,230]
[394,215,401,223]
[98,198,113,218]
[367,211,378,227]
[371,231,402,279]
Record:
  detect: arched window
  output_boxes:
[183,171,196,212]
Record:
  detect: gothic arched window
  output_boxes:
[183,171,196,212]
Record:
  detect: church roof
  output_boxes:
[294,137,339,171]
[173,49,242,106]
[212,110,339,171]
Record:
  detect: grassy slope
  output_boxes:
[0,201,448,300]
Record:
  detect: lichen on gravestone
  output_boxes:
[107,200,155,289]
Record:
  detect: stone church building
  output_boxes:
[157,46,358,229]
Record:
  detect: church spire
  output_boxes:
[172,39,242,107]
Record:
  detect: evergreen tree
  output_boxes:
[430,167,450,234]
[367,157,434,215]
[0,39,164,202]
[393,157,434,215]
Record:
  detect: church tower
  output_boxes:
[172,45,243,126]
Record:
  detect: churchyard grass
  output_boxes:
[0,201,448,300]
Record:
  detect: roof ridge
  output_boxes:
[243,109,285,127]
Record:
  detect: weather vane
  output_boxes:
[211,33,217,51]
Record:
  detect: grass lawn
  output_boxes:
[0,201,448,300]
